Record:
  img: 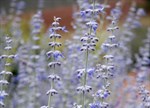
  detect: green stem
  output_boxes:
[82,92,85,108]
[48,80,54,108]
[31,32,40,107]
[48,21,57,108]
[83,49,89,86]
[48,94,51,107]
[82,48,89,108]
[82,0,96,107]
[1,48,9,94]
[81,0,99,107]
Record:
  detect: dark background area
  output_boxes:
[0,0,74,12]
[0,0,150,13]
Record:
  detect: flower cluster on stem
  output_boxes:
[93,5,120,107]
[76,0,104,107]
[41,16,67,108]
[29,11,43,107]
[0,36,16,107]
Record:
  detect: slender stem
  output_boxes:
[31,31,40,107]
[83,49,89,86]
[0,38,12,108]
[48,79,54,108]
[1,47,9,94]
[3,49,8,80]
[48,94,51,107]
[82,1,96,107]
[82,92,85,108]
[82,48,89,108]
[48,20,57,108]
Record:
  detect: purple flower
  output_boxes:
[80,11,86,18]
[49,27,55,33]
[89,102,101,108]
[53,51,64,59]
[111,8,121,19]
[137,8,145,16]
[81,4,104,18]
[0,96,4,101]
[96,89,110,99]
[46,51,63,59]
[87,68,95,77]
[17,1,25,10]
[86,21,98,32]
[62,26,68,32]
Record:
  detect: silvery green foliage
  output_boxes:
[0,36,16,107]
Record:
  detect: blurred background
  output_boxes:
[0,0,150,31]
[0,1,150,107]
[0,0,150,55]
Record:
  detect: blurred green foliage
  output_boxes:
[131,27,148,63]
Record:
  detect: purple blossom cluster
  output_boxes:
[0,36,16,107]
[41,16,67,108]
[0,0,149,108]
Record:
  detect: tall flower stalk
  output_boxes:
[14,45,30,108]
[93,5,120,107]
[11,0,25,38]
[0,36,16,107]
[76,0,104,107]
[29,11,43,107]
[41,16,67,108]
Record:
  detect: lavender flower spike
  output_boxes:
[41,16,67,108]
[0,36,16,107]
[76,0,104,107]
